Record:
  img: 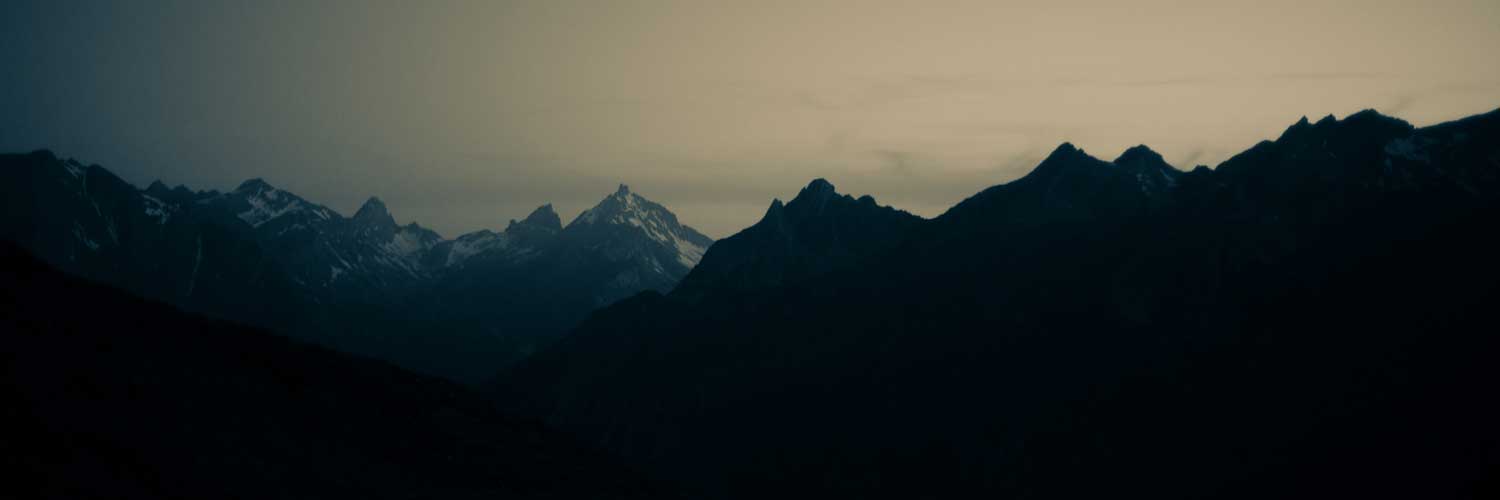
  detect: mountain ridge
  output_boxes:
[500,106,1500,499]
[672,177,922,300]
[0,154,715,382]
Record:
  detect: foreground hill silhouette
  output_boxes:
[502,108,1500,498]
[0,243,667,499]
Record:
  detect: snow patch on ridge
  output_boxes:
[63,160,85,179]
[384,229,434,258]
[142,195,174,225]
[446,232,509,266]
[672,234,707,268]
[237,189,307,228]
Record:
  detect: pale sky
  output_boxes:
[4,0,1498,237]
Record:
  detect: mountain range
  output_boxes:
[498,108,1500,498]
[4,106,1499,499]
[0,156,711,382]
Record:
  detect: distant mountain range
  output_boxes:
[500,108,1500,498]
[0,155,711,382]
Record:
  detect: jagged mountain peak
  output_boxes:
[1263,110,1417,150]
[236,178,275,194]
[1279,116,1315,140]
[766,179,909,224]
[1343,109,1416,135]
[674,178,922,299]
[765,198,786,216]
[357,196,387,213]
[353,196,392,224]
[571,184,660,227]
[1030,142,1105,172]
[1019,142,1111,182]
[1050,142,1081,157]
[942,140,1170,226]
[519,203,562,231]
[1114,145,1164,165]
[563,184,713,279]
[790,178,839,205]
[1278,109,1412,138]
[1113,144,1179,173]
[346,196,403,253]
[804,178,835,194]
[225,178,338,229]
[1213,109,1449,201]
[1114,145,1182,195]
[1277,111,1403,144]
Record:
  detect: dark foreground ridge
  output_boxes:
[0,242,669,499]
[502,108,1500,499]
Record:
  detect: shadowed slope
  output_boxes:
[0,242,669,499]
[502,108,1500,499]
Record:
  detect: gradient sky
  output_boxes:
[4,0,1499,238]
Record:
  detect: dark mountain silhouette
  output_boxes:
[0,156,712,382]
[0,242,668,499]
[672,178,922,300]
[500,108,1500,499]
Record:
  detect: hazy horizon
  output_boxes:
[4,0,1499,238]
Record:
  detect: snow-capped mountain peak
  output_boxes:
[572,184,662,227]
[566,184,713,268]
[229,178,333,228]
